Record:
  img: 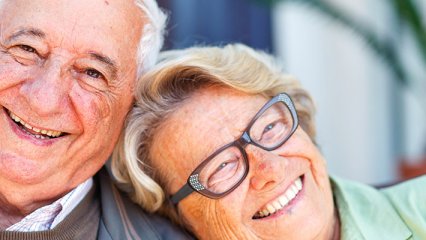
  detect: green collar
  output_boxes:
[331,176,412,240]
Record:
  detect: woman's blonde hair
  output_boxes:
[112,43,316,225]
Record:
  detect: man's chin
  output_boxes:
[0,152,55,185]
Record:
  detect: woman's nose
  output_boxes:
[247,146,287,191]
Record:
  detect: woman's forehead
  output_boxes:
[160,87,267,161]
[198,86,265,115]
[181,87,265,133]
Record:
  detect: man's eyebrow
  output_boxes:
[89,52,118,79]
[6,28,46,43]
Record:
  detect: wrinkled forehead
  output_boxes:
[0,0,144,73]
[178,88,266,137]
[0,0,143,28]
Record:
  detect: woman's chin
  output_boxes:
[246,171,335,239]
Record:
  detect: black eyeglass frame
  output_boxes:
[170,93,299,204]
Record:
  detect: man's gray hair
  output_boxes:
[134,0,167,78]
[0,0,167,78]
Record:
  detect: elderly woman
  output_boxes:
[112,44,426,239]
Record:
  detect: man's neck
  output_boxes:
[0,205,25,230]
[0,195,57,230]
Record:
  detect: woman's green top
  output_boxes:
[332,175,426,240]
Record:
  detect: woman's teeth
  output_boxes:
[9,111,62,138]
[253,177,303,219]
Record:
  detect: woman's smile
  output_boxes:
[252,175,304,220]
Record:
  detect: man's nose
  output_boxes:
[19,61,70,116]
[248,146,287,191]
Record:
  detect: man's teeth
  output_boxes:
[254,177,303,219]
[9,111,62,138]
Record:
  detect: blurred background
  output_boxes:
[156,0,426,185]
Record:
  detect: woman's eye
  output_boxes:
[85,68,104,79]
[259,120,286,142]
[212,160,237,178]
[216,162,229,171]
[263,123,275,133]
[207,160,238,185]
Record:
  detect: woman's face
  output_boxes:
[150,86,336,240]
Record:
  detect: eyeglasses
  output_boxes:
[170,93,299,204]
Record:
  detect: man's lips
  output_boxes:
[5,108,66,139]
[252,175,304,220]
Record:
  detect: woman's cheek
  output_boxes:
[183,198,251,240]
[307,146,329,189]
[200,206,249,240]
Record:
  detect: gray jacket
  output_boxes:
[97,168,193,240]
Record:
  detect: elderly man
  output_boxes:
[0,0,190,239]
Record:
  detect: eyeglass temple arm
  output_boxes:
[170,183,194,205]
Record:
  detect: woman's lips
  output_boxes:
[252,175,304,220]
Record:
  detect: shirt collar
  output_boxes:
[7,177,93,232]
[331,176,412,240]
[50,177,93,228]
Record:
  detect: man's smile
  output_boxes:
[5,108,65,139]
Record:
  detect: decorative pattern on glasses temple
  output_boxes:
[189,174,205,191]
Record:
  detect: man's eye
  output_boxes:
[7,44,41,66]
[19,45,37,53]
[85,68,104,79]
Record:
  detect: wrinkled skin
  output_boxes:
[151,86,339,239]
[0,0,143,228]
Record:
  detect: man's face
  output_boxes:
[0,0,143,209]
